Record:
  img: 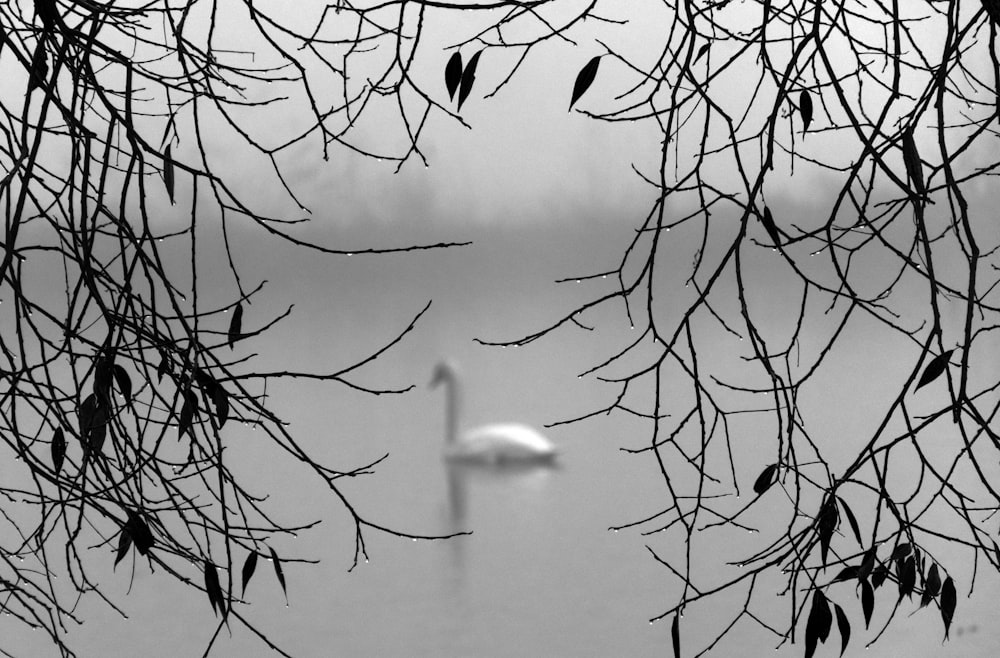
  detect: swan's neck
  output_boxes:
[443,372,461,445]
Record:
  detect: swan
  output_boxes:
[430,361,557,464]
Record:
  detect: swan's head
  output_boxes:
[429,360,457,389]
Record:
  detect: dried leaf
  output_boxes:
[456,50,482,111]
[242,551,259,596]
[837,497,862,546]
[444,51,463,101]
[752,463,778,495]
[834,604,850,657]
[940,576,956,639]
[760,206,781,246]
[569,55,601,111]
[671,613,680,658]
[901,129,925,199]
[914,350,954,391]
[157,350,171,383]
[270,546,286,597]
[112,365,132,405]
[800,89,814,133]
[861,579,874,629]
[228,303,243,349]
[204,560,225,617]
[114,528,132,569]
[51,426,65,475]
[164,144,175,205]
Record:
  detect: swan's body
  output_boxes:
[431,361,557,464]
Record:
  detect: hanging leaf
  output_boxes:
[751,463,778,495]
[837,497,862,546]
[569,55,601,111]
[195,370,230,428]
[204,560,225,617]
[242,551,259,596]
[671,613,680,658]
[228,303,243,349]
[79,394,108,457]
[114,528,132,569]
[157,350,171,383]
[925,563,942,598]
[270,546,287,598]
[914,349,954,391]
[901,128,925,199]
[817,498,839,567]
[804,589,832,658]
[858,547,877,581]
[126,510,154,555]
[456,50,482,111]
[834,604,850,657]
[871,565,890,589]
[889,542,912,561]
[178,390,198,439]
[800,89,814,133]
[51,426,65,475]
[861,579,874,629]
[112,365,132,405]
[898,556,916,600]
[444,51,463,101]
[832,566,860,583]
[940,576,956,639]
[694,43,710,63]
[984,0,1000,26]
[760,206,781,246]
[164,144,175,205]
[27,41,48,95]
[93,357,113,402]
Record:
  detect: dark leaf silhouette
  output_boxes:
[27,41,48,94]
[672,613,680,658]
[695,43,710,63]
[51,426,65,475]
[834,603,850,657]
[760,206,781,246]
[456,50,482,111]
[871,565,889,589]
[800,89,813,133]
[752,463,778,495]
[984,0,1000,26]
[114,529,132,569]
[93,358,113,402]
[837,497,862,546]
[861,579,874,629]
[112,365,132,405]
[228,303,243,349]
[898,556,916,600]
[832,566,860,583]
[889,542,911,561]
[204,560,225,617]
[925,563,941,598]
[444,51,462,101]
[901,129,925,199]
[164,144,175,204]
[156,350,171,383]
[79,394,108,457]
[195,370,229,428]
[270,546,287,598]
[242,551,259,596]
[178,391,198,439]
[858,547,877,581]
[940,576,956,639]
[569,55,601,111]
[805,589,832,658]
[817,498,838,566]
[914,349,953,391]
[126,510,154,556]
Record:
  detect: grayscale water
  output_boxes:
[14,219,1000,657]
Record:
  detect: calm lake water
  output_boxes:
[10,219,1000,657]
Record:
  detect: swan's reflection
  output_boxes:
[443,459,560,572]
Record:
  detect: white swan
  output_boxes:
[430,361,557,464]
